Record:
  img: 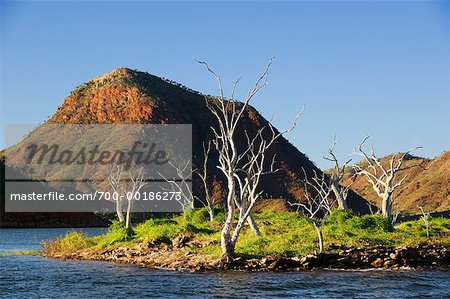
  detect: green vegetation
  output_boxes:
[41,230,94,256]
[0,250,38,256]
[42,209,450,258]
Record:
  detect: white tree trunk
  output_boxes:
[235,197,260,236]
[419,206,430,239]
[208,202,215,222]
[231,216,247,246]
[331,181,347,210]
[247,214,260,236]
[313,222,324,253]
[381,192,392,221]
[220,178,236,262]
[116,198,124,223]
[199,141,215,222]
[125,196,133,230]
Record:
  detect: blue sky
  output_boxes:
[1,1,449,169]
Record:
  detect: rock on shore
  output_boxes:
[42,237,450,272]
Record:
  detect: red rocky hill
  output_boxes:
[1,68,371,226]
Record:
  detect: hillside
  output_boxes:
[33,68,320,203]
[1,68,371,227]
[341,151,450,215]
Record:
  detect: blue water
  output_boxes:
[1,229,449,298]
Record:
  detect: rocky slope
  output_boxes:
[46,67,317,202]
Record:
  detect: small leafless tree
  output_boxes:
[195,141,215,221]
[289,169,335,253]
[323,136,352,210]
[353,136,422,222]
[124,167,147,230]
[158,159,194,212]
[231,120,300,240]
[418,206,430,239]
[109,164,125,223]
[108,163,147,231]
[199,57,300,262]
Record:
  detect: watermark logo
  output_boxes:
[26,141,169,170]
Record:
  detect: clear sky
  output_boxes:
[1,1,449,169]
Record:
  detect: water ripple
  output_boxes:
[1,229,449,298]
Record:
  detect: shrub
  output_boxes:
[108,220,126,232]
[181,209,194,224]
[348,214,394,232]
[191,208,211,224]
[396,217,450,237]
[41,231,91,255]
[325,209,355,225]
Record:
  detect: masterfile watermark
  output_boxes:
[4,124,192,213]
[9,191,182,202]
[26,141,169,170]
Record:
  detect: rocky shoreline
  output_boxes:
[42,236,450,272]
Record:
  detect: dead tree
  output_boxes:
[353,136,422,222]
[109,164,125,223]
[158,159,194,212]
[323,136,352,210]
[418,206,430,239]
[124,167,147,230]
[195,141,215,221]
[108,163,147,231]
[289,169,335,253]
[231,121,300,241]
[199,58,300,262]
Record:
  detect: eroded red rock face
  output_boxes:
[51,85,155,124]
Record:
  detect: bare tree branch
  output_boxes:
[198,57,301,262]
[288,167,335,253]
[353,136,423,222]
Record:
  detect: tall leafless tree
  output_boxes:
[199,58,300,262]
[353,136,422,222]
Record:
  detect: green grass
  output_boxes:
[42,208,450,258]
[41,231,94,256]
[0,250,39,256]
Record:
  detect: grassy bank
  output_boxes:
[0,250,38,256]
[42,209,450,259]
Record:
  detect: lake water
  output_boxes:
[1,228,449,298]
